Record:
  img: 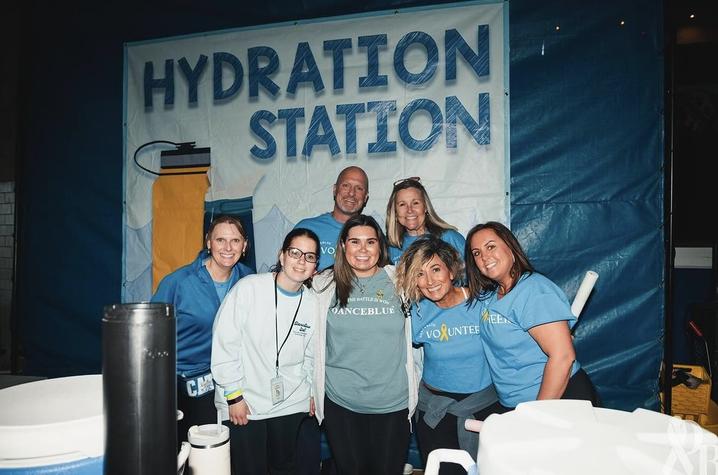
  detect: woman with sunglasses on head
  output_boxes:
[386,177,465,264]
[313,214,420,475]
[465,222,598,411]
[395,236,498,475]
[211,228,320,475]
[152,215,254,448]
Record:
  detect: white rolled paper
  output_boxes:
[464,419,483,433]
[571,271,599,317]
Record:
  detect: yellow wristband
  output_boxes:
[225,390,243,400]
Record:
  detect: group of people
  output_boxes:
[153,166,599,475]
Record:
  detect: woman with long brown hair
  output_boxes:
[313,214,420,475]
[465,221,598,410]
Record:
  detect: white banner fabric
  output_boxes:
[123,1,508,301]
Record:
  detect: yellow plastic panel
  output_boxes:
[151,167,209,293]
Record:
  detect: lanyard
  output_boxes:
[274,274,303,375]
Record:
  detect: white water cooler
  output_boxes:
[425,399,718,475]
[0,375,104,474]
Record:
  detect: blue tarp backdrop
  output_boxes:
[17,0,664,412]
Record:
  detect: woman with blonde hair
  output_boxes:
[395,236,498,475]
[386,177,465,264]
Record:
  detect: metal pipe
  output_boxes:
[663,0,676,415]
[102,302,176,474]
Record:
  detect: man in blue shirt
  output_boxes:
[295,166,369,271]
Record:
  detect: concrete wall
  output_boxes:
[0,183,14,371]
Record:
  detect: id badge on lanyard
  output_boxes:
[270,375,285,405]
[272,275,303,405]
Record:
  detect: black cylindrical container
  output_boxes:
[102,302,176,475]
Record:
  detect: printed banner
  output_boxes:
[123,1,508,301]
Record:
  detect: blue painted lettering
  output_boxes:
[393,31,438,85]
[302,105,340,157]
[323,38,352,90]
[336,103,365,154]
[445,25,489,81]
[399,98,443,151]
[144,59,174,108]
[367,101,397,153]
[178,55,208,104]
[287,42,325,95]
[278,108,305,157]
[250,110,277,160]
[358,34,388,88]
[445,94,490,147]
[248,46,280,98]
[213,52,243,101]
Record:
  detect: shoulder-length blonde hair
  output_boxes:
[333,214,391,307]
[395,235,464,303]
[385,179,456,248]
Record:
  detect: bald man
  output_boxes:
[294,166,369,271]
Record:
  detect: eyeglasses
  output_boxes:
[393,176,421,187]
[286,247,319,264]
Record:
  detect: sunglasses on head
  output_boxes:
[393,176,421,187]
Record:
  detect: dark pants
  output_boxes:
[561,368,600,406]
[499,368,601,411]
[323,397,410,475]
[296,415,321,475]
[224,412,306,475]
[416,396,503,475]
[177,378,217,449]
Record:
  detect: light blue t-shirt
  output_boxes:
[389,229,466,264]
[412,291,492,394]
[295,212,343,271]
[325,268,408,413]
[478,272,580,407]
[213,279,231,302]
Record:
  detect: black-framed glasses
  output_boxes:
[286,247,319,263]
[393,176,421,187]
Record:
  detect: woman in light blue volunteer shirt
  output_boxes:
[395,236,498,475]
[465,221,599,410]
[386,177,465,264]
[152,215,254,447]
[313,214,419,475]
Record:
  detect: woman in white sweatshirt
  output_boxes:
[211,228,320,475]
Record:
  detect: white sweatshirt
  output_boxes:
[211,273,318,421]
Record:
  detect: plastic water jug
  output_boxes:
[186,424,231,475]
